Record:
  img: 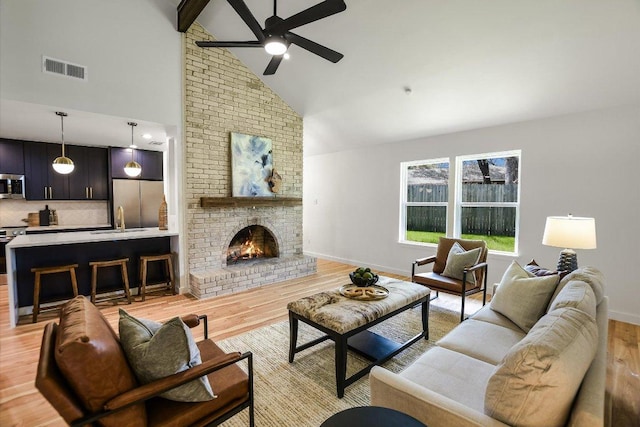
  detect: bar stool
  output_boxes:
[89,258,132,305]
[139,253,175,301]
[31,264,79,323]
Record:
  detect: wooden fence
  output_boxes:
[407,184,517,236]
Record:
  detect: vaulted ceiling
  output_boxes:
[191,0,640,156]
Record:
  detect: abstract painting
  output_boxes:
[231,132,273,197]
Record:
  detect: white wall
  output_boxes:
[0,0,181,126]
[304,106,640,325]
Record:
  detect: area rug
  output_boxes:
[216,303,459,426]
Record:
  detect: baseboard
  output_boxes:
[608,309,640,326]
[303,251,409,278]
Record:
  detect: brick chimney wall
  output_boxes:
[183,23,315,297]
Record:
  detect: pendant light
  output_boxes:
[52,111,75,174]
[124,121,142,177]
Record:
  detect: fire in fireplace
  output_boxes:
[226,225,278,264]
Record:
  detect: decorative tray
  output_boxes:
[339,284,389,301]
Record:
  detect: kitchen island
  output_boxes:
[5,227,179,327]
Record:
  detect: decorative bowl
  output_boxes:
[349,272,379,287]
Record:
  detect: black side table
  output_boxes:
[320,406,427,427]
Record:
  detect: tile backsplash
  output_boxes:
[0,200,109,227]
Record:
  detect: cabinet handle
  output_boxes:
[85,187,89,199]
[90,187,93,199]
[44,187,47,199]
[49,187,52,199]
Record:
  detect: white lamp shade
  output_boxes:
[52,156,75,174]
[124,161,142,177]
[542,216,597,249]
[265,37,287,55]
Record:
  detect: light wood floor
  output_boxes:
[0,259,638,426]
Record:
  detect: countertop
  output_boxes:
[7,227,179,248]
[25,224,112,232]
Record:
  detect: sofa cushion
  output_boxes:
[437,319,526,365]
[54,296,145,427]
[470,304,526,333]
[441,242,481,285]
[400,346,496,413]
[548,280,597,318]
[550,266,605,308]
[484,307,598,427]
[490,260,559,332]
[118,309,216,402]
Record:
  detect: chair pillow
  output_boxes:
[490,261,559,332]
[484,307,598,427]
[118,309,216,402]
[441,242,482,285]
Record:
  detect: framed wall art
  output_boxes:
[231,132,273,197]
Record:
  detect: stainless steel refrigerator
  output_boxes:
[112,179,164,229]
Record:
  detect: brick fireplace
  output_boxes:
[183,23,316,298]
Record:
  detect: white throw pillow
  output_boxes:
[490,261,559,332]
[441,242,482,285]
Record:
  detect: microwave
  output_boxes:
[0,174,25,199]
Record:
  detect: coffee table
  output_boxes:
[287,276,430,398]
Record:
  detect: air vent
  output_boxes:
[42,56,88,81]
[148,141,165,146]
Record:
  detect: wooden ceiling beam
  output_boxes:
[177,0,211,33]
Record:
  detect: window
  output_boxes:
[400,150,521,253]
[400,158,450,245]
[456,151,520,253]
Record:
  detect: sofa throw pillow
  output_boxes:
[441,242,482,285]
[484,307,598,427]
[490,261,559,332]
[118,309,216,402]
[524,259,569,278]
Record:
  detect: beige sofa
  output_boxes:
[370,265,608,427]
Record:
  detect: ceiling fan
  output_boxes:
[196,0,347,75]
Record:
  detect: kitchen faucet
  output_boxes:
[116,206,125,231]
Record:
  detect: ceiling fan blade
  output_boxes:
[286,32,343,63]
[226,0,266,41]
[196,40,262,48]
[268,0,346,34]
[264,55,284,75]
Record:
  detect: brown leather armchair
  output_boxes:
[35,296,254,427]
[412,237,488,322]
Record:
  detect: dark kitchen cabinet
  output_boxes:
[23,142,70,200]
[67,146,108,199]
[110,147,163,181]
[140,150,163,181]
[0,139,25,174]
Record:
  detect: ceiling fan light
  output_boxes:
[52,156,75,174]
[124,160,142,177]
[265,36,287,55]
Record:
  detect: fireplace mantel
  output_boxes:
[200,197,302,208]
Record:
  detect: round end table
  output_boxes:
[320,406,427,427]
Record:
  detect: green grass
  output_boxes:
[406,231,515,252]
